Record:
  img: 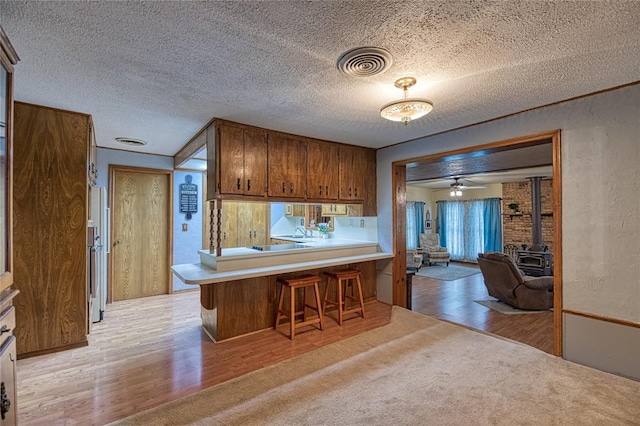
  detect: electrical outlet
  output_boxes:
[349,219,353,227]
[360,219,365,228]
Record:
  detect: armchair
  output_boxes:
[418,233,450,266]
[406,250,423,271]
[477,252,553,310]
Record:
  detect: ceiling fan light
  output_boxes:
[456,189,462,196]
[450,189,455,197]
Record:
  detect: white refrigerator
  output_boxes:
[90,186,109,323]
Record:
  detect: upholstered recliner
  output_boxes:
[418,233,450,266]
[477,252,553,310]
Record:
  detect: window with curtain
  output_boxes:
[436,198,502,262]
[406,201,425,249]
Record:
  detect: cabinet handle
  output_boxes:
[349,187,352,197]
[237,178,241,190]
[325,186,328,196]
[319,185,322,195]
[290,183,294,193]
[0,382,9,420]
[223,232,227,240]
[247,179,251,191]
[282,182,286,193]
[249,231,252,239]
[355,187,358,197]
[253,230,257,238]
[0,326,9,335]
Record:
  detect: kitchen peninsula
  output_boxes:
[172,236,392,342]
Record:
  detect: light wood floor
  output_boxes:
[410,262,554,354]
[17,270,552,425]
[16,291,391,425]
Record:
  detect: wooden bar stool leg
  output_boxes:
[337,278,344,326]
[322,277,330,317]
[302,286,307,322]
[313,282,324,331]
[289,284,296,340]
[275,281,285,328]
[356,275,365,318]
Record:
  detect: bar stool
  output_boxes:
[323,269,365,326]
[275,274,325,340]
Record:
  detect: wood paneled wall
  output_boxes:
[13,102,89,356]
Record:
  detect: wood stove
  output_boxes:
[516,250,553,276]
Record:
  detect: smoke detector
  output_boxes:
[115,137,147,147]
[337,47,393,77]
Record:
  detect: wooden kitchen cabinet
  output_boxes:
[307,140,339,200]
[204,119,376,214]
[216,121,267,197]
[217,201,269,248]
[321,204,347,215]
[13,102,91,357]
[339,145,366,201]
[284,203,305,216]
[268,134,307,199]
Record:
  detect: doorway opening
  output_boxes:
[392,131,562,355]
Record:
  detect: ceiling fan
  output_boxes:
[449,177,486,196]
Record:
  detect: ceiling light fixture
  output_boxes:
[380,77,433,125]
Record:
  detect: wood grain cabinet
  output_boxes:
[216,122,267,197]
[339,145,366,202]
[13,102,91,357]
[206,119,376,214]
[307,140,339,200]
[217,201,269,248]
[268,134,307,199]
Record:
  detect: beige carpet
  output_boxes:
[112,307,640,425]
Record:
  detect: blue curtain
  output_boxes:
[436,198,503,262]
[483,197,503,252]
[406,201,425,249]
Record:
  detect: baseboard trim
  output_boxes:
[563,308,640,329]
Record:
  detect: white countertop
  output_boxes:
[172,251,393,285]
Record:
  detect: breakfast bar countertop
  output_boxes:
[171,238,393,285]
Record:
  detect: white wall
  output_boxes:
[377,84,640,378]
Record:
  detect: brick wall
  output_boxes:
[502,179,554,252]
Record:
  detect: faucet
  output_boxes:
[295,226,308,238]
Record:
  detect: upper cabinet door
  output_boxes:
[217,124,245,195]
[307,140,339,200]
[268,134,306,199]
[339,145,366,201]
[217,123,267,197]
[243,127,267,196]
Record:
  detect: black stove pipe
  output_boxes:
[529,177,544,252]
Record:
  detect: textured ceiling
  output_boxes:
[1,1,640,156]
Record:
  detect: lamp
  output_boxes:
[380,77,433,125]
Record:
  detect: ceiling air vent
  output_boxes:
[337,47,393,77]
[115,137,147,146]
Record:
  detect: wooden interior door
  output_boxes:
[111,167,171,301]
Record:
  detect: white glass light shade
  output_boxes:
[380,98,433,124]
